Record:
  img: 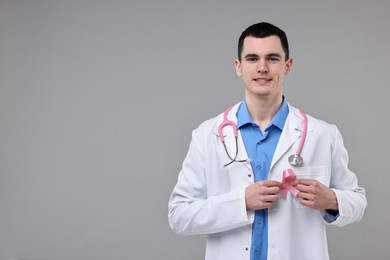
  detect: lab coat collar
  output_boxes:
[213,102,312,173]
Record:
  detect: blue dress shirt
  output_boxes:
[236,99,289,260]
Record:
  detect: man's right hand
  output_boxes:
[245,180,283,211]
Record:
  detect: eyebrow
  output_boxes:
[244,53,283,60]
[267,53,283,58]
[244,54,259,59]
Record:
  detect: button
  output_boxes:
[248,174,252,177]
[245,247,249,251]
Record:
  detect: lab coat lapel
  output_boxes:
[270,105,305,171]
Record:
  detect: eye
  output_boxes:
[268,57,280,62]
[246,57,257,62]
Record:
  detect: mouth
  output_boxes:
[253,77,272,85]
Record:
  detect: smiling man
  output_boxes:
[235,34,292,131]
[168,22,367,260]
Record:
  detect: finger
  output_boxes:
[299,198,316,209]
[262,194,280,202]
[260,202,274,209]
[252,200,275,210]
[296,191,315,201]
[262,180,283,188]
[265,186,282,195]
[295,183,314,193]
[262,199,280,209]
[293,178,318,186]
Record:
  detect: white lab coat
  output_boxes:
[168,102,367,260]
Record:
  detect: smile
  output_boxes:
[254,77,272,84]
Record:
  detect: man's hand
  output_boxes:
[245,180,283,211]
[293,179,338,211]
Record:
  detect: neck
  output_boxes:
[245,95,283,131]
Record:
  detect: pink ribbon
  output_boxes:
[280,169,299,198]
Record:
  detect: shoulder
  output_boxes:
[289,104,336,127]
[308,113,337,132]
[193,101,243,136]
[288,104,339,140]
[194,115,220,135]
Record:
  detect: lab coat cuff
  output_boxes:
[321,210,339,223]
[238,188,254,223]
[321,188,340,224]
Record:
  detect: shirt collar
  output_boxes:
[236,97,289,131]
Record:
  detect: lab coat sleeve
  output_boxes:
[168,126,254,236]
[324,125,367,226]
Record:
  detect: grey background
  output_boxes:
[0,0,388,259]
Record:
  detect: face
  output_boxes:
[234,36,293,101]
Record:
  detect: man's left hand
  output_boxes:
[293,179,338,211]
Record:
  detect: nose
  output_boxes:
[257,59,269,73]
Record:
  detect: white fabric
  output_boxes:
[168,102,367,260]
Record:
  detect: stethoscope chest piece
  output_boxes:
[288,154,303,167]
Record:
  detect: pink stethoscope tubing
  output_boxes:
[218,106,308,167]
[296,109,307,156]
[218,106,246,167]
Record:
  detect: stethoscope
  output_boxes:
[218,105,308,167]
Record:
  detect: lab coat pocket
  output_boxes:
[293,166,330,208]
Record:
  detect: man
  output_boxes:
[168,22,367,260]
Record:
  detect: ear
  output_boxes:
[285,58,293,75]
[234,59,242,77]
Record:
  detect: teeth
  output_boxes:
[254,78,271,85]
